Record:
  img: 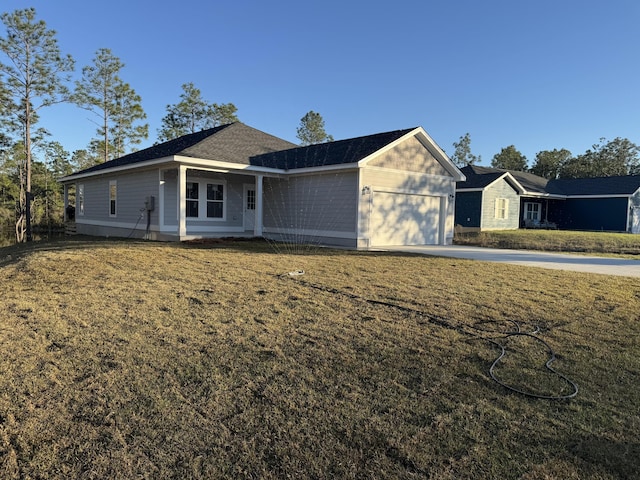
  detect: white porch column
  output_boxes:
[178,165,187,238]
[255,174,264,237]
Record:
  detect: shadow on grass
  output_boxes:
[570,435,640,479]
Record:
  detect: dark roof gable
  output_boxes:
[457,165,507,189]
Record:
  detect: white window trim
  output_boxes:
[78,183,84,216]
[523,202,541,221]
[185,177,227,222]
[109,180,117,217]
[495,197,509,219]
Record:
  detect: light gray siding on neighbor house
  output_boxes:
[263,171,359,246]
[481,179,520,230]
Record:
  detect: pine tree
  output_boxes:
[0,8,74,242]
[296,111,334,145]
[74,48,148,162]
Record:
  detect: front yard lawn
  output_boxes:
[1,240,639,478]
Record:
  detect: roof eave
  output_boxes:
[59,156,177,182]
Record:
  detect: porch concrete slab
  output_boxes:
[384,245,640,278]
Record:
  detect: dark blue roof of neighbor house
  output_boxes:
[457,165,524,189]
[458,165,640,197]
[250,128,416,169]
[459,165,551,193]
[546,175,640,195]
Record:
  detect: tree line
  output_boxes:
[451,133,640,179]
[0,8,332,243]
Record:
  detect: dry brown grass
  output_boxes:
[1,239,639,479]
[455,229,640,256]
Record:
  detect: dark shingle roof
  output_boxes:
[506,170,549,194]
[251,128,415,169]
[73,123,297,176]
[457,165,508,189]
[547,175,640,195]
[457,165,550,193]
[458,165,640,196]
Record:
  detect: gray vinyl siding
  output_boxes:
[163,170,177,227]
[78,170,159,225]
[263,171,358,234]
[481,179,520,230]
[161,170,249,231]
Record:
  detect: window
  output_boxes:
[495,198,509,219]
[186,182,199,217]
[109,180,117,217]
[207,184,224,218]
[78,184,84,215]
[524,202,541,221]
[246,189,256,210]
[185,180,225,219]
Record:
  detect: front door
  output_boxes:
[243,184,256,231]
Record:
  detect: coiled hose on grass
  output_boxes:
[287,276,578,401]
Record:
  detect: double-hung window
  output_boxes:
[524,202,541,221]
[186,180,225,219]
[109,180,117,217]
[207,184,224,218]
[78,184,85,215]
[186,182,199,217]
[495,198,508,219]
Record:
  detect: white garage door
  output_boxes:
[370,192,441,246]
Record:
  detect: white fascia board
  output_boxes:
[174,155,285,175]
[456,187,486,192]
[565,194,631,199]
[60,155,288,183]
[520,192,566,199]
[357,127,466,181]
[284,162,359,176]
[59,156,175,182]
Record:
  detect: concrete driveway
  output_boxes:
[385,245,640,278]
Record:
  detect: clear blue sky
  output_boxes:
[2,0,639,167]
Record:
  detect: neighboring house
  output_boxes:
[455,165,640,233]
[60,123,465,248]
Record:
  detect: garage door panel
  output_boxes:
[371,192,440,246]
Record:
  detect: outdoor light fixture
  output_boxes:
[361,186,371,195]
